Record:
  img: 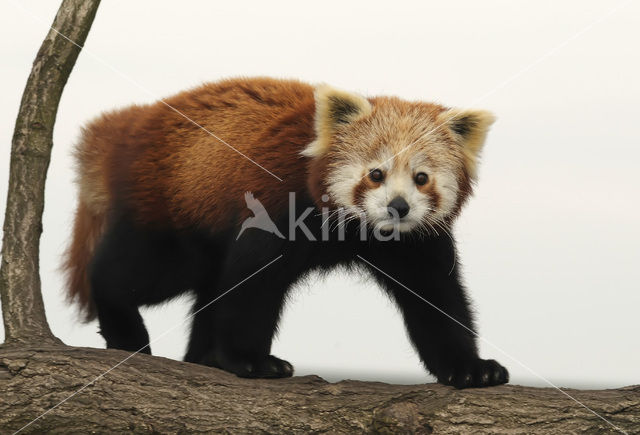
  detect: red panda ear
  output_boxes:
[437,108,495,179]
[301,85,372,158]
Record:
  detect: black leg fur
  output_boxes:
[90,213,222,356]
[90,206,507,387]
[184,291,218,364]
[192,229,305,378]
[362,234,508,388]
[93,291,151,354]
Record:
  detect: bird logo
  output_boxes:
[236,191,285,240]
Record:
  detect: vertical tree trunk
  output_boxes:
[0,0,100,345]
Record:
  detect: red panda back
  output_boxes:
[156,78,317,229]
[64,77,316,318]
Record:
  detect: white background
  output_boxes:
[1,0,638,389]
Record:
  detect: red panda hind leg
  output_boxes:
[185,229,298,378]
[89,212,224,354]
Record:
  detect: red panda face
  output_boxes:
[304,86,495,234]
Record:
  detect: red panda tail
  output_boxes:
[63,199,105,321]
[63,122,112,321]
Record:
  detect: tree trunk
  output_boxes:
[0,344,637,434]
[0,0,100,345]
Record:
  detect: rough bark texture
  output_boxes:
[0,0,100,345]
[0,344,637,434]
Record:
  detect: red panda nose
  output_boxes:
[387,196,410,218]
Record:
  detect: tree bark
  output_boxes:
[0,0,100,345]
[0,344,637,434]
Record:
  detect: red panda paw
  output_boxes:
[437,358,509,389]
[214,353,294,379]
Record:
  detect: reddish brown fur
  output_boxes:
[419,178,441,211]
[64,77,485,318]
[65,78,318,318]
[63,201,105,319]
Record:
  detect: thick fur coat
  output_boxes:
[64,77,508,388]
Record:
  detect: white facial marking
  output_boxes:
[432,171,459,220]
[326,160,362,208]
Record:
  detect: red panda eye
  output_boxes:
[369,169,384,182]
[415,172,429,186]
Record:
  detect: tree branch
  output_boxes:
[0,0,100,344]
[0,345,637,434]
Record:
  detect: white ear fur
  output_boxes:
[301,84,372,158]
[437,108,495,179]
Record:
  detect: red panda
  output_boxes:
[64,77,508,388]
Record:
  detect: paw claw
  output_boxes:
[437,359,508,389]
[236,355,294,379]
[200,351,294,379]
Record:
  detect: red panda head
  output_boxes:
[303,85,495,234]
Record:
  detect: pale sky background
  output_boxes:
[1,0,638,389]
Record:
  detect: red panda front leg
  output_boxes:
[363,235,509,389]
